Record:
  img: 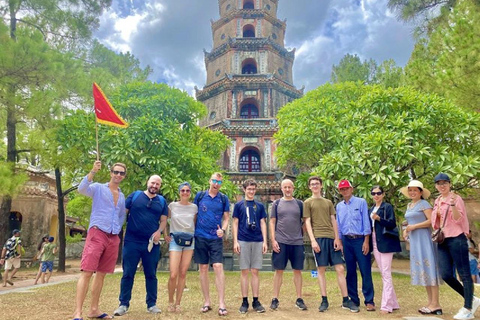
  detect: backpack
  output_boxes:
[127,191,164,220]
[272,198,304,234]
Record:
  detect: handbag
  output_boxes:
[172,232,194,247]
[431,202,449,244]
[381,206,399,237]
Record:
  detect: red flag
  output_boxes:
[92,83,128,128]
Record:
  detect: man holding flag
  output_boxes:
[72,84,129,320]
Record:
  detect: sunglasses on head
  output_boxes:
[371,191,383,196]
[212,179,222,185]
[112,170,126,176]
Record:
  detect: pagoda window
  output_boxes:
[239,149,261,172]
[240,104,259,118]
[243,0,254,9]
[243,24,255,38]
[241,58,257,74]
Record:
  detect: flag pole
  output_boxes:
[95,116,100,161]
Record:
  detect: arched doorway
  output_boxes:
[243,24,255,38]
[9,211,22,232]
[241,58,257,74]
[239,148,261,172]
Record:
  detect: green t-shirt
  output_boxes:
[41,243,57,262]
[303,197,336,239]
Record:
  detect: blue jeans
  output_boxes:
[438,233,473,309]
[119,240,161,308]
[343,236,375,305]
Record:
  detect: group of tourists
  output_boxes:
[68,160,479,320]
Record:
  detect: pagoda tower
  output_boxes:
[195,0,303,201]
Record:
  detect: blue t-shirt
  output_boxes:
[233,199,266,242]
[194,191,230,240]
[124,191,168,243]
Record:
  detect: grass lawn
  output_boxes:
[0,270,465,320]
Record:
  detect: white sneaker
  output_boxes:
[148,305,162,314]
[454,307,474,320]
[114,305,128,316]
[472,297,480,315]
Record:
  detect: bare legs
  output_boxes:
[425,285,441,310]
[168,250,193,309]
[72,271,108,319]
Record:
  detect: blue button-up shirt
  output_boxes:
[336,196,371,239]
[78,176,126,235]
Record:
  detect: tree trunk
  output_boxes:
[55,168,66,272]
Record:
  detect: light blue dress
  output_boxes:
[405,200,442,286]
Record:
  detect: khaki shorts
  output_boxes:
[4,257,21,270]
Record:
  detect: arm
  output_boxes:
[407,208,434,232]
[450,193,466,222]
[216,211,230,238]
[163,208,171,243]
[305,217,320,253]
[375,204,397,229]
[269,217,280,253]
[232,217,240,254]
[361,200,370,255]
[260,218,268,254]
[332,215,343,251]
[0,247,6,265]
[78,161,101,196]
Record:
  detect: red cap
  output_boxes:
[337,180,352,189]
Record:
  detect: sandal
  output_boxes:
[175,305,182,312]
[168,303,175,312]
[201,305,212,313]
[218,308,228,316]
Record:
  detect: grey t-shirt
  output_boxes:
[168,202,197,234]
[271,198,303,245]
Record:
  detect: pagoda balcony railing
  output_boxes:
[208,118,277,130]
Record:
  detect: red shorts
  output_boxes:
[81,227,120,273]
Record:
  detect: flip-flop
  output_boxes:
[6,280,13,285]
[201,305,212,313]
[88,313,113,319]
[218,308,228,316]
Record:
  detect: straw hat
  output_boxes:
[400,180,431,199]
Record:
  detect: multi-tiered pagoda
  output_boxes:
[196,0,303,201]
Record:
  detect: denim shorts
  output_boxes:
[169,234,195,252]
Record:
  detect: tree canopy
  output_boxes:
[274,82,480,211]
[405,0,480,111]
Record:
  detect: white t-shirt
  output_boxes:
[168,202,197,234]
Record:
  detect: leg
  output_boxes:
[41,272,46,284]
[426,285,441,310]
[118,241,141,307]
[273,270,284,298]
[375,250,398,312]
[448,235,473,309]
[213,263,226,308]
[343,238,360,305]
[293,269,303,299]
[251,268,260,298]
[168,251,182,305]
[240,269,249,298]
[334,264,348,297]
[356,244,374,305]
[317,267,328,296]
[10,267,19,279]
[72,271,94,319]
[199,264,211,307]
[88,271,107,316]
[2,269,8,286]
[34,265,42,285]
[175,250,193,306]
[45,271,52,283]
[142,244,160,308]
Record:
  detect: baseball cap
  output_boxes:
[48,236,54,242]
[12,229,20,235]
[434,173,450,183]
[337,180,353,189]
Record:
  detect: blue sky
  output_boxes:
[94,0,416,95]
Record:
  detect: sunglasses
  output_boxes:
[147,198,153,208]
[112,170,126,176]
[211,179,222,185]
[371,191,383,196]
[180,189,191,193]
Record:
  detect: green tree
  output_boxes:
[0,0,112,245]
[274,82,480,213]
[405,0,480,111]
[331,54,403,88]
